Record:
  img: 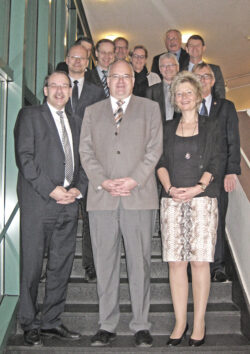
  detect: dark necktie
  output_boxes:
[72,80,79,113]
[200,98,208,116]
[114,100,125,128]
[56,111,74,184]
[101,70,109,97]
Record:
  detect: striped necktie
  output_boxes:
[56,110,74,184]
[101,70,110,97]
[114,100,125,128]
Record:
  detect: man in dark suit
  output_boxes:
[146,52,179,123]
[193,63,241,282]
[56,36,94,73]
[151,29,189,76]
[65,44,105,281]
[113,37,129,60]
[79,60,163,348]
[185,35,225,99]
[85,39,115,97]
[14,71,88,346]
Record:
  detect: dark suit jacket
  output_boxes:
[209,97,241,177]
[66,79,106,120]
[14,103,88,210]
[182,61,225,99]
[146,81,178,123]
[151,48,189,76]
[157,115,221,198]
[84,67,105,94]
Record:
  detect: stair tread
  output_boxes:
[7,334,250,353]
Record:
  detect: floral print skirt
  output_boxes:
[160,197,218,262]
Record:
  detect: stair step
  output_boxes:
[38,279,233,304]
[75,237,162,256]
[16,303,241,335]
[43,256,169,278]
[6,334,250,353]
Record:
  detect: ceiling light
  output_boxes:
[182,32,194,44]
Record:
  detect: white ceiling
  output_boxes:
[82,0,250,90]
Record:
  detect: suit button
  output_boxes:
[199,164,203,169]
[117,151,120,154]
[200,155,202,159]
[115,132,118,136]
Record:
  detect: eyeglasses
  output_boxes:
[115,46,128,51]
[47,84,71,89]
[160,64,177,69]
[67,55,88,61]
[175,90,195,98]
[132,54,146,59]
[98,51,114,56]
[195,74,213,80]
[108,74,133,80]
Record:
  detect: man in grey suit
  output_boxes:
[146,52,179,123]
[66,44,105,282]
[185,35,225,99]
[79,60,163,348]
[15,71,88,346]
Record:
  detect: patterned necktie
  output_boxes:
[101,70,110,97]
[165,84,174,121]
[56,111,74,184]
[72,80,79,113]
[114,100,125,128]
[200,98,208,116]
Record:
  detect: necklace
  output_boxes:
[181,118,198,160]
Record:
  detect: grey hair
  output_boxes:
[159,52,179,68]
[107,59,134,77]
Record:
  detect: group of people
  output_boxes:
[14,28,241,349]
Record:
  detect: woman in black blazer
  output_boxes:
[157,71,221,347]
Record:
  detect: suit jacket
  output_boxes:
[151,48,189,76]
[157,115,222,198]
[85,67,105,95]
[14,103,88,210]
[182,61,225,99]
[79,95,163,211]
[66,79,106,120]
[209,96,241,177]
[146,81,177,123]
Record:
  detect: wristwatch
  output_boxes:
[197,182,207,191]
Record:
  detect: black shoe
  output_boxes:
[91,330,116,346]
[189,327,206,347]
[24,329,42,346]
[167,323,188,346]
[134,330,153,348]
[40,324,81,341]
[85,265,96,282]
[211,269,228,282]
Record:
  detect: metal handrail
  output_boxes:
[0,203,19,244]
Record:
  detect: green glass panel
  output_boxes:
[0,0,10,64]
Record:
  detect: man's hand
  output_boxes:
[101,177,138,196]
[224,174,237,192]
[49,186,76,204]
[68,187,81,198]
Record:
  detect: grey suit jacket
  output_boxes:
[79,95,163,211]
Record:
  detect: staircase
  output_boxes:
[5,219,250,353]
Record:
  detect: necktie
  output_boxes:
[165,84,174,121]
[200,98,208,116]
[72,80,79,113]
[101,70,109,97]
[114,100,124,128]
[56,111,74,184]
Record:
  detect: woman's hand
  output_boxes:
[173,185,203,202]
[169,186,187,202]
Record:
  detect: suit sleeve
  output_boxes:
[79,107,109,189]
[145,86,153,100]
[14,108,56,200]
[151,55,160,75]
[212,65,225,99]
[205,119,222,180]
[130,102,163,187]
[225,101,241,175]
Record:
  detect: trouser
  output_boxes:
[18,200,78,331]
[89,207,154,333]
[80,195,94,269]
[211,186,228,273]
